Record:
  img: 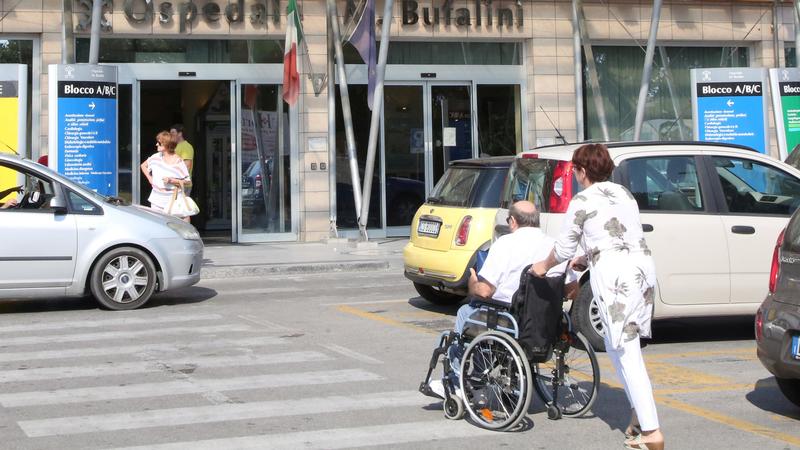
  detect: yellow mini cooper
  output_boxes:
[403,156,513,305]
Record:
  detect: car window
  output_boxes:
[0,162,56,212]
[67,190,100,214]
[712,156,800,216]
[623,156,704,212]
[429,167,481,207]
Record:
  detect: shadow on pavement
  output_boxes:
[0,287,218,314]
[407,296,465,317]
[648,316,755,345]
[745,377,800,420]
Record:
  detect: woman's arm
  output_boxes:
[140,160,153,185]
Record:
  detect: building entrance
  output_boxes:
[117,64,297,243]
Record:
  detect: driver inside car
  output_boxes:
[426,200,580,398]
[0,185,22,209]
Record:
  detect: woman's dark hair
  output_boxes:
[572,143,614,183]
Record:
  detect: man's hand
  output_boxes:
[529,261,549,278]
[570,255,588,272]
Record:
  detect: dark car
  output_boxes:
[756,207,800,407]
[241,159,273,209]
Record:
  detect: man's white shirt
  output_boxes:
[477,227,577,304]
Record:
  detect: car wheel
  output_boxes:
[571,283,606,352]
[776,377,800,407]
[90,247,157,310]
[413,282,465,305]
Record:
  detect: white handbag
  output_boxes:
[166,187,200,217]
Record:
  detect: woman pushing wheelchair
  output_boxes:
[531,143,664,450]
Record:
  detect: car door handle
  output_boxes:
[731,225,755,235]
[642,224,654,232]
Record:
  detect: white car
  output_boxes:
[0,153,203,310]
[501,141,800,350]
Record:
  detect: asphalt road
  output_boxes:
[0,269,798,449]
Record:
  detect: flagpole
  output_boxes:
[327,0,364,230]
[357,0,393,240]
[327,12,338,237]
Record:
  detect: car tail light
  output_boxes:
[455,216,472,246]
[255,174,262,189]
[522,153,539,159]
[755,308,764,342]
[549,161,574,213]
[769,228,785,294]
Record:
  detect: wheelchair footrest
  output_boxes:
[418,382,443,399]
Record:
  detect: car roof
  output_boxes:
[521,141,760,161]
[449,155,515,168]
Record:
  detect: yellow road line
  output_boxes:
[646,347,756,361]
[336,305,439,336]
[339,304,800,446]
[653,383,755,396]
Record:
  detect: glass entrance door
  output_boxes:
[236,83,297,241]
[383,83,475,236]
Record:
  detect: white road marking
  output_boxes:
[0,313,224,334]
[0,369,382,407]
[0,337,286,363]
[19,391,427,437]
[213,287,302,296]
[0,324,253,347]
[111,420,492,450]
[320,299,410,306]
[235,315,292,332]
[0,351,331,383]
[320,343,383,364]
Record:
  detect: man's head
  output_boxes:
[507,200,539,231]
[170,124,185,142]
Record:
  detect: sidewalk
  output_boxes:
[200,238,407,279]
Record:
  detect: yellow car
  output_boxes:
[404,156,513,304]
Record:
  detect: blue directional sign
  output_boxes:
[691,68,769,154]
[49,65,118,196]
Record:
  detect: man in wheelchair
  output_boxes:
[423,200,578,400]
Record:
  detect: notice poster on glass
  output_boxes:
[770,68,800,160]
[0,64,27,203]
[49,64,118,196]
[691,68,769,154]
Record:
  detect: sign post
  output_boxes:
[691,68,769,154]
[0,64,28,203]
[769,68,800,160]
[49,64,118,196]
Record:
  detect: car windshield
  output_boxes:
[428,166,508,208]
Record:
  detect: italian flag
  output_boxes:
[282,0,303,105]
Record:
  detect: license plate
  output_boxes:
[792,335,800,360]
[417,220,441,237]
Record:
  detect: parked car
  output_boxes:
[501,141,800,350]
[756,208,800,407]
[404,156,513,304]
[0,153,203,310]
[241,158,273,209]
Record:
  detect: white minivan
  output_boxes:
[501,141,800,350]
[0,153,203,310]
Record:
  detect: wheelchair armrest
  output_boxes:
[469,297,511,311]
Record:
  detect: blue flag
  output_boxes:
[348,0,376,109]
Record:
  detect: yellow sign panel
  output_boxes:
[0,96,19,203]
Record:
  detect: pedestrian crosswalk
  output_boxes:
[0,310,492,448]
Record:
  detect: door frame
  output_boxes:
[115,63,296,243]
[338,64,528,238]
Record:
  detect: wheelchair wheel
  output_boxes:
[533,331,600,417]
[443,395,465,420]
[459,331,532,431]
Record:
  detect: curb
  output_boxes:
[201,260,391,279]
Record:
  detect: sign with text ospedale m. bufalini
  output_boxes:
[691,68,769,154]
[0,65,28,203]
[769,68,800,160]
[48,64,118,196]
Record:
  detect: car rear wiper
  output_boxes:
[427,196,443,204]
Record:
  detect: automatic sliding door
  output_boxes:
[238,83,293,237]
[430,85,473,186]
[384,85,426,231]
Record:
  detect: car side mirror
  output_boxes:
[49,196,68,214]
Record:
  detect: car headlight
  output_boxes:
[167,222,201,240]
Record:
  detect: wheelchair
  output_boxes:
[419,297,600,431]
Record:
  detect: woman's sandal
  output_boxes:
[623,435,664,450]
[624,424,642,440]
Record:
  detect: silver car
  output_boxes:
[756,207,800,407]
[0,153,203,310]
